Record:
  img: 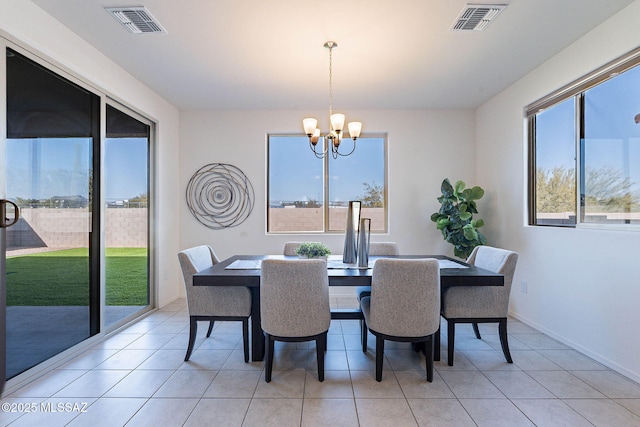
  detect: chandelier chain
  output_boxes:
[302,40,361,159]
[328,44,333,118]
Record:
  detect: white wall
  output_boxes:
[0,0,182,307]
[476,1,640,382]
[179,109,476,261]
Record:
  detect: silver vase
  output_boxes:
[357,218,371,268]
[343,201,361,263]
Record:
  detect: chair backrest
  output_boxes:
[178,245,220,286]
[178,245,220,313]
[283,242,302,256]
[368,242,400,256]
[368,258,440,337]
[260,259,330,337]
[466,245,519,290]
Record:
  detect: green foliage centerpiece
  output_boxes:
[431,178,487,259]
[295,242,331,258]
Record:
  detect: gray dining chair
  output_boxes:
[355,242,400,301]
[260,259,331,382]
[178,245,252,362]
[283,242,303,256]
[360,258,440,382]
[438,245,519,366]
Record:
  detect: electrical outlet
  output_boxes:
[520,280,528,294]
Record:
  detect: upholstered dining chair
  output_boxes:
[260,259,331,383]
[360,258,440,382]
[283,242,302,256]
[178,245,252,362]
[438,245,519,366]
[355,242,400,301]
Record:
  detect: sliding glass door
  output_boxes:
[5,48,99,378]
[104,104,150,327]
[3,47,153,382]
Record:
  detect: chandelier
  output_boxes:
[303,41,362,159]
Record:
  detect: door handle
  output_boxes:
[0,199,19,228]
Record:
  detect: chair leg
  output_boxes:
[447,320,455,366]
[242,318,249,363]
[184,317,198,361]
[425,336,434,382]
[361,319,368,352]
[434,327,441,362]
[206,320,215,338]
[472,322,481,339]
[375,336,384,382]
[316,333,326,382]
[498,318,513,363]
[265,334,274,382]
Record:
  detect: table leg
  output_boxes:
[434,327,441,361]
[250,287,265,361]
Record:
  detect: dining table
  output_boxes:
[193,254,504,361]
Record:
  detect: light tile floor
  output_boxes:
[2,297,640,426]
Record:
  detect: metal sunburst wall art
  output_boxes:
[186,163,255,229]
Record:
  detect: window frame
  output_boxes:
[266,133,389,234]
[527,46,640,228]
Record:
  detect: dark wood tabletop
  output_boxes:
[192,254,503,361]
[193,254,504,288]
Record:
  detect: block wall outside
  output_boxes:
[9,207,385,248]
[7,208,148,249]
[269,207,385,232]
[105,208,148,247]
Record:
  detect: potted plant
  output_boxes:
[295,242,331,259]
[430,178,487,259]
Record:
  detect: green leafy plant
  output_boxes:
[431,178,487,259]
[295,242,331,258]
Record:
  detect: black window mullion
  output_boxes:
[89,97,101,336]
[577,94,585,224]
[527,115,537,225]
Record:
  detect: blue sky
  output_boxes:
[536,63,640,189]
[9,133,385,204]
[6,137,147,201]
[104,138,148,200]
[268,135,385,203]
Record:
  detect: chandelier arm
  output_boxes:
[332,138,357,157]
[310,140,328,159]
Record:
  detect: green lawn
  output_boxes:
[6,247,148,306]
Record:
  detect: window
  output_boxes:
[531,98,577,225]
[528,48,640,227]
[267,135,387,233]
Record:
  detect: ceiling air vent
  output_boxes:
[106,6,166,34]
[451,4,506,31]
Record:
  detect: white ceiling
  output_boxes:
[32,0,634,110]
